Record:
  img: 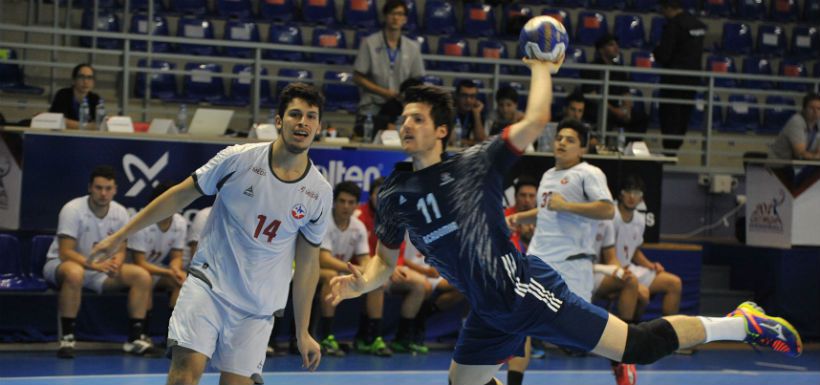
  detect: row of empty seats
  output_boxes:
[0,234,53,292]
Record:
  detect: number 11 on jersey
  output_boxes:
[417,193,442,224]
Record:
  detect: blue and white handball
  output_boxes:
[518,15,569,72]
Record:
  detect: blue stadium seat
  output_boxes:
[630,50,659,84]
[216,0,254,20]
[275,68,314,99]
[815,62,820,78]
[0,48,45,95]
[403,0,419,33]
[259,0,297,22]
[80,10,122,50]
[688,92,722,131]
[135,59,180,100]
[222,21,260,58]
[805,0,820,21]
[735,0,766,19]
[310,28,348,65]
[322,71,359,112]
[128,0,166,13]
[555,46,586,79]
[408,34,432,70]
[778,59,809,92]
[177,17,216,56]
[721,22,753,54]
[706,55,737,88]
[576,12,608,46]
[476,39,509,74]
[592,0,625,10]
[463,3,496,38]
[343,0,378,30]
[632,0,659,13]
[703,0,732,17]
[170,0,208,16]
[130,14,171,53]
[181,62,227,103]
[723,94,759,132]
[741,56,773,89]
[265,24,304,62]
[423,0,456,35]
[500,4,533,40]
[790,25,819,59]
[213,65,272,107]
[420,75,443,86]
[81,0,118,10]
[435,36,471,72]
[541,9,572,42]
[303,0,337,26]
[649,16,666,48]
[761,95,795,134]
[0,234,26,291]
[629,88,647,116]
[556,0,586,7]
[756,24,786,56]
[614,14,646,49]
[769,0,799,22]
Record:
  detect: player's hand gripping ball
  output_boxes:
[518,15,569,74]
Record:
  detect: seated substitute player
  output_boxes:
[43,165,155,358]
[129,183,188,313]
[614,175,682,317]
[326,57,802,385]
[92,83,332,385]
[592,220,649,325]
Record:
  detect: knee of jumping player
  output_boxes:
[621,319,680,365]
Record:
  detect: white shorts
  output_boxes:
[545,258,594,303]
[168,277,273,378]
[629,264,658,288]
[42,258,108,294]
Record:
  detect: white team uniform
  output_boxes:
[320,215,369,264]
[128,213,187,286]
[592,219,616,292]
[613,207,657,288]
[43,196,130,293]
[169,143,332,377]
[185,206,212,268]
[528,162,613,302]
[400,231,444,290]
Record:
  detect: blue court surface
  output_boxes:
[1,346,818,385]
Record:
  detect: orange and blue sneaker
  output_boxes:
[727,301,802,357]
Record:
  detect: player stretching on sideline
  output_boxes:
[326,58,802,385]
[92,83,332,385]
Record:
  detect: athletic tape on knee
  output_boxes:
[622,318,680,365]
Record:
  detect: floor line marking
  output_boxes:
[754,361,809,371]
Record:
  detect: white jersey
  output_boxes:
[46,196,129,260]
[128,213,187,267]
[592,219,616,263]
[187,206,212,245]
[320,216,369,263]
[528,162,613,263]
[191,143,332,316]
[613,206,646,266]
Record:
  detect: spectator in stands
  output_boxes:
[353,0,425,140]
[49,63,100,130]
[375,77,424,134]
[42,165,155,359]
[505,175,538,250]
[614,175,681,317]
[771,92,820,160]
[654,0,706,151]
[129,182,188,315]
[486,85,525,136]
[581,34,648,138]
[318,181,393,357]
[453,79,488,146]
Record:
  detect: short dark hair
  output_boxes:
[403,85,455,151]
[620,174,645,193]
[399,77,423,94]
[495,85,519,104]
[556,119,589,147]
[382,0,408,16]
[594,33,618,51]
[803,92,820,110]
[566,90,586,106]
[277,82,325,120]
[334,181,362,201]
[514,175,538,194]
[455,79,478,94]
[89,165,116,184]
[72,63,94,79]
[149,181,175,202]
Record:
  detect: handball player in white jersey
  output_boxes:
[92,83,332,385]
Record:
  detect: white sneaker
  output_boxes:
[123,335,157,356]
[57,334,75,359]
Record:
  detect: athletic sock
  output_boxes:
[60,317,76,337]
[128,318,146,342]
[698,316,747,343]
[507,370,524,385]
[319,317,334,340]
[396,317,415,342]
[355,313,368,342]
[367,318,383,343]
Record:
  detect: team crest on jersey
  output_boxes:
[560,177,569,185]
[291,204,306,219]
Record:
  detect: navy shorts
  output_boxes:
[452,256,610,365]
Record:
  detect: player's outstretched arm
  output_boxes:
[326,242,398,305]
[293,233,322,371]
[505,59,559,151]
[90,177,202,261]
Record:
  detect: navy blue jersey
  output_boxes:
[377,130,564,323]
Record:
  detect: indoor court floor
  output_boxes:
[1,345,818,385]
